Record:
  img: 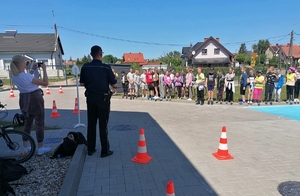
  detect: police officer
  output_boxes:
[80,45,117,157]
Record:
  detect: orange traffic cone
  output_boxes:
[50,100,60,118]
[9,88,15,98]
[46,86,51,95]
[166,181,175,196]
[212,126,234,160]
[132,128,152,164]
[59,86,63,94]
[72,98,81,114]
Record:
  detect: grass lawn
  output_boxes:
[0,120,60,131]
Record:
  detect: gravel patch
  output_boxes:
[11,155,71,196]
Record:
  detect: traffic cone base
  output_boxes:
[132,154,153,164]
[212,152,233,160]
[59,86,63,94]
[73,98,81,114]
[132,128,152,164]
[9,88,15,98]
[46,86,51,95]
[50,100,60,118]
[212,126,234,160]
[50,112,60,118]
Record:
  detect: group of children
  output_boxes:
[116,65,300,106]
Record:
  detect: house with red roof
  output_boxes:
[123,52,148,65]
[181,36,234,67]
[278,44,300,65]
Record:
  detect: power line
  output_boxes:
[0,24,293,47]
[57,25,183,46]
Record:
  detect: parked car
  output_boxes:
[0,79,3,87]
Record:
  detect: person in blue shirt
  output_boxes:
[239,66,248,104]
[274,68,284,102]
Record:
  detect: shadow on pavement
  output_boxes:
[77,110,217,196]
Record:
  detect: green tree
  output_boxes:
[158,51,182,68]
[235,53,248,63]
[102,54,118,64]
[252,39,270,55]
[131,62,140,71]
[252,39,270,66]
[238,43,247,54]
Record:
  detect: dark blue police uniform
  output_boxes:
[80,59,116,156]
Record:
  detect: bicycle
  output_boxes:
[0,124,36,163]
[0,102,8,120]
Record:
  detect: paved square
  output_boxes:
[1,87,299,196]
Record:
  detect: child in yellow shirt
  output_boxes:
[253,70,264,106]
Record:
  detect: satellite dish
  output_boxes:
[192,51,195,55]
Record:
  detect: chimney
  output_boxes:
[204,38,208,42]
[190,42,193,47]
[276,43,278,46]
[216,38,220,42]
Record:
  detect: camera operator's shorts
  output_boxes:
[240,86,246,95]
[207,85,214,91]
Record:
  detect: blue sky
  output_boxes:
[1,0,300,60]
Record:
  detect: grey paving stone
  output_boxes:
[2,88,300,196]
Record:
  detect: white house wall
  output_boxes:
[194,41,229,59]
[0,52,64,78]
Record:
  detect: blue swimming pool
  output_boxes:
[248,105,300,121]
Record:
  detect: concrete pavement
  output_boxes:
[1,86,300,195]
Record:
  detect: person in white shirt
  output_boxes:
[134,70,141,98]
[10,55,51,155]
[127,68,135,100]
[140,69,148,98]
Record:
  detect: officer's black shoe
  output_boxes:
[196,101,200,105]
[88,149,96,156]
[101,150,114,158]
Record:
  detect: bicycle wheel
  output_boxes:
[0,107,8,120]
[0,129,36,163]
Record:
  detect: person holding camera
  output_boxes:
[80,45,117,158]
[10,55,51,155]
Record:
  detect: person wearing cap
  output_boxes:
[293,66,300,104]
[10,55,51,155]
[253,70,264,106]
[205,67,217,105]
[80,45,117,157]
[285,67,297,104]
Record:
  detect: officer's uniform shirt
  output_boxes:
[80,59,116,94]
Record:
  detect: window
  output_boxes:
[3,60,11,70]
[201,49,207,55]
[214,48,220,55]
